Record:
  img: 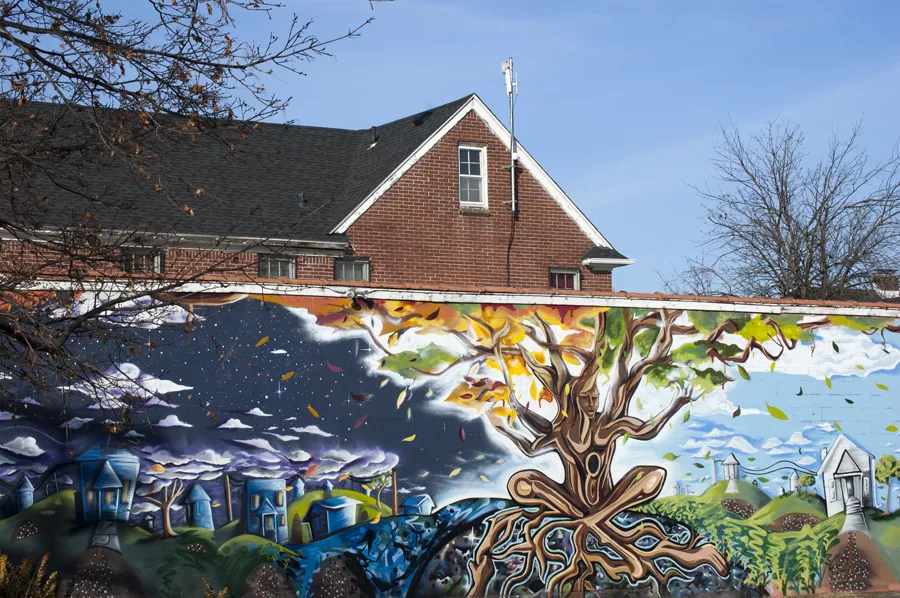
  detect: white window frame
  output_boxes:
[121,249,164,274]
[257,255,296,279]
[549,267,581,291]
[334,258,370,282]
[458,145,487,207]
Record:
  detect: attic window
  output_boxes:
[121,249,164,274]
[459,146,485,206]
[549,268,580,291]
[334,258,370,282]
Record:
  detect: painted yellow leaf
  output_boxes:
[402,434,416,442]
[148,464,165,473]
[877,383,889,391]
[856,364,865,370]
[449,468,462,478]
[425,388,433,397]
[369,512,382,524]
[561,410,568,418]
[285,487,293,492]
[479,475,490,482]
[388,331,401,347]
[380,379,389,388]
[419,471,430,477]
[834,420,842,431]
[887,425,898,433]
[769,361,776,372]
[397,388,408,409]
[338,473,351,482]
[529,380,538,400]
[281,371,294,381]
[361,484,371,491]
[211,503,221,508]
[825,376,832,389]
[307,404,320,418]
[765,402,788,421]
[255,336,269,347]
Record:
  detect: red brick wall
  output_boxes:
[346,111,613,292]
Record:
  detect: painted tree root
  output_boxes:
[467,468,728,597]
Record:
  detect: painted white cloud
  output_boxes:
[761,438,782,449]
[125,430,145,439]
[767,446,794,455]
[60,417,93,430]
[131,502,160,514]
[734,326,900,380]
[285,449,312,463]
[264,433,299,442]
[155,415,192,428]
[691,447,721,458]
[270,349,288,355]
[725,436,757,454]
[245,408,272,417]
[0,437,45,457]
[69,362,192,410]
[291,425,334,438]
[0,412,17,421]
[683,438,725,450]
[233,438,278,452]
[796,456,817,466]
[785,431,812,446]
[705,428,735,438]
[190,449,232,466]
[146,449,191,466]
[219,418,252,430]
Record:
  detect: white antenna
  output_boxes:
[500,58,518,212]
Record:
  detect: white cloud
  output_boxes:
[264,433,299,442]
[761,438,782,449]
[60,417,93,430]
[725,436,757,454]
[219,418,252,430]
[682,438,725,449]
[735,326,900,380]
[0,437,45,457]
[131,502,160,514]
[125,430,145,439]
[797,456,817,466]
[291,425,334,438]
[155,415,192,428]
[245,408,272,417]
[233,438,278,452]
[146,449,191,466]
[0,412,18,421]
[706,428,734,438]
[785,431,812,446]
[69,363,192,410]
[190,449,232,466]
[768,446,794,455]
[270,349,288,355]
[691,448,721,458]
[285,449,312,463]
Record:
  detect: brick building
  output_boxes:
[5,94,630,291]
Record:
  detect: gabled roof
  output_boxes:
[817,434,873,476]
[16,476,33,492]
[723,453,739,465]
[186,484,211,503]
[93,461,123,489]
[401,493,434,507]
[258,498,278,515]
[12,95,627,264]
[835,451,862,475]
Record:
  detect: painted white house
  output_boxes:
[817,434,875,518]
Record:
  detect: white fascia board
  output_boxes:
[583,258,636,269]
[331,94,612,249]
[19,279,900,318]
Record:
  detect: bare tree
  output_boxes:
[668,120,900,300]
[0,1,373,420]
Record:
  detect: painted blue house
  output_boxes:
[76,444,140,521]
[185,484,214,530]
[306,496,360,540]
[400,493,435,516]
[244,479,287,543]
[15,476,34,513]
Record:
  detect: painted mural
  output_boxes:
[0,293,898,597]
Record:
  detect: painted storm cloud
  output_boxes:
[0,293,897,597]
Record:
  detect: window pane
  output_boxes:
[469,150,481,175]
[460,161,469,176]
[335,259,369,282]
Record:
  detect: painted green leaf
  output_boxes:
[832,341,840,353]
[834,420,842,431]
[782,476,789,480]
[887,425,898,433]
[635,471,644,481]
[732,406,741,418]
[748,457,756,462]
[825,376,832,389]
[662,452,680,461]
[845,398,854,404]
[701,476,707,483]
[737,365,751,380]
[766,402,789,420]
[622,432,630,445]
[683,411,690,423]
[796,387,803,396]
[757,477,770,483]
[704,450,711,460]
[877,383,889,391]
[636,397,643,410]
[769,361,776,373]
[693,462,705,468]
[381,344,458,378]
[685,472,692,477]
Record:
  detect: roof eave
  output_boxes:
[582,257,635,272]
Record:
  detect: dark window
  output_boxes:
[251,494,260,509]
[278,514,286,527]
[121,249,164,274]
[258,255,296,279]
[549,268,580,291]
[334,258,370,282]
[459,147,485,204]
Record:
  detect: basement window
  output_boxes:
[258,255,296,279]
[459,146,486,206]
[334,258,370,282]
[549,268,580,291]
[121,249,164,274]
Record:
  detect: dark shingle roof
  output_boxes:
[11,95,473,245]
[582,246,631,262]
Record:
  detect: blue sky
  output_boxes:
[222,1,900,292]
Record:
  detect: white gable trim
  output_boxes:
[330,94,612,248]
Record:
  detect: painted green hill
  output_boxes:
[699,481,772,509]
[748,491,827,526]
[287,488,392,527]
